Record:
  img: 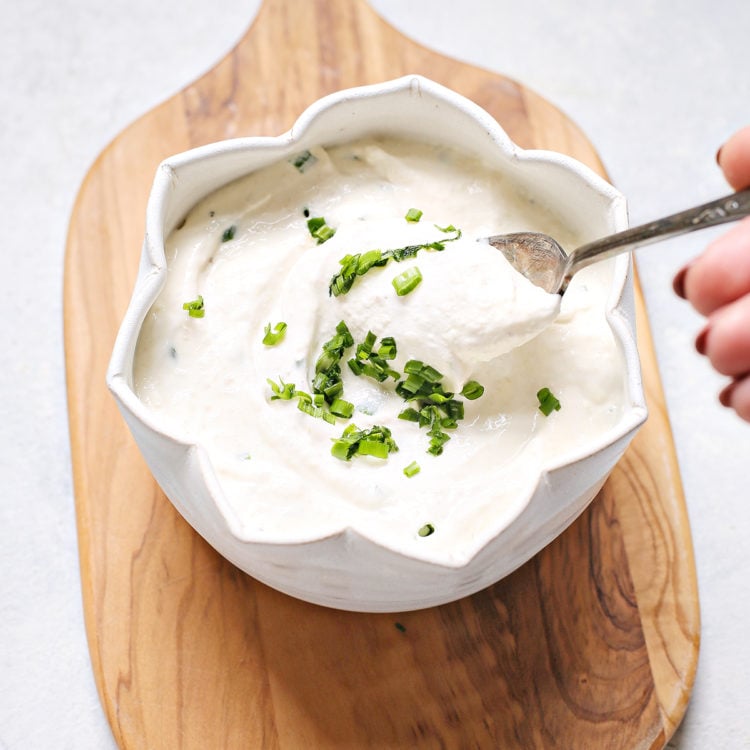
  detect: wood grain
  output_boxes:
[63,1,699,747]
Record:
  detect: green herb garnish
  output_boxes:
[262,321,287,346]
[313,320,354,405]
[266,378,339,424]
[266,322,356,425]
[537,387,561,416]
[394,359,471,456]
[418,523,435,537]
[221,225,236,242]
[307,216,336,244]
[355,330,376,360]
[403,461,421,478]
[392,266,423,296]
[405,208,423,223]
[397,407,420,423]
[297,393,337,424]
[328,225,462,296]
[377,337,397,360]
[266,377,296,401]
[182,295,205,318]
[331,424,399,461]
[460,380,485,400]
[329,398,355,419]
[395,622,407,633]
[291,150,317,172]
[347,332,400,384]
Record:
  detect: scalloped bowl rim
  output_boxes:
[107,75,647,590]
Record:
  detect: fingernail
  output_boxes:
[719,380,736,407]
[716,145,724,165]
[672,264,691,299]
[695,326,709,355]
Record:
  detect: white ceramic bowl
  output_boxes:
[107,75,647,612]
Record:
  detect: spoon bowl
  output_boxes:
[487,188,750,294]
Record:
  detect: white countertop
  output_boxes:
[2,1,748,747]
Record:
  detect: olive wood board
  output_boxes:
[63,1,700,747]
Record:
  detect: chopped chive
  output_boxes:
[221,225,236,242]
[395,622,407,633]
[405,208,423,223]
[329,398,354,419]
[358,361,389,382]
[394,359,477,456]
[443,400,464,421]
[427,432,450,456]
[357,440,389,459]
[291,150,317,172]
[307,216,336,244]
[348,332,401,384]
[403,461,421,478]
[537,387,561,416]
[331,424,398,461]
[312,321,354,406]
[421,365,442,383]
[426,391,451,405]
[400,373,425,394]
[328,224,461,296]
[418,523,435,537]
[347,358,364,376]
[331,440,352,461]
[357,250,383,274]
[315,350,338,373]
[392,266,423,296]
[182,295,205,318]
[315,224,336,243]
[356,331,377,360]
[323,381,343,401]
[262,321,287,346]
[398,407,421,422]
[377,337,397,360]
[266,377,296,401]
[461,380,485,400]
[297,398,336,424]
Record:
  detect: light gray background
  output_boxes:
[2,1,748,747]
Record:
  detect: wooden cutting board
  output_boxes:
[63,1,700,747]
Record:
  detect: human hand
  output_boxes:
[673,125,750,422]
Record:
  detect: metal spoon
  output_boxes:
[486,188,750,295]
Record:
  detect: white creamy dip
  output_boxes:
[134,138,626,565]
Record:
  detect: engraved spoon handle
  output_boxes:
[567,188,750,279]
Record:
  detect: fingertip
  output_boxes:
[718,379,736,407]
[716,125,750,190]
[703,294,750,376]
[720,375,750,423]
[672,263,690,299]
[695,326,709,356]
[682,217,750,316]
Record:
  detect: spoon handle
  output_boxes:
[567,187,750,277]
